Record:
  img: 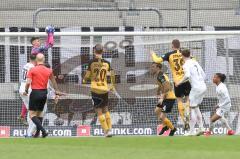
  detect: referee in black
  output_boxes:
[24,53,64,137]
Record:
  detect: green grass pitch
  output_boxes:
[0,136,240,159]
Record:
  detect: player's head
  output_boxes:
[181,49,191,60]
[29,54,37,65]
[172,39,180,50]
[36,53,45,64]
[150,62,162,75]
[30,37,40,47]
[29,54,36,62]
[94,44,104,57]
[213,73,226,84]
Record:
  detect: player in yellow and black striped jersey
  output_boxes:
[150,39,191,130]
[150,62,177,136]
[83,44,115,137]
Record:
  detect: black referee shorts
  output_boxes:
[29,89,47,111]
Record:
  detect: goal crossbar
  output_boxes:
[0,31,240,36]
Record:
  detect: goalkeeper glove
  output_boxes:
[45,25,55,34]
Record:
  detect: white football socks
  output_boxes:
[220,116,231,131]
[195,107,204,130]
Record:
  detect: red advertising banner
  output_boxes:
[77,125,91,137]
[0,126,10,138]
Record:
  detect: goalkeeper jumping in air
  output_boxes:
[150,62,177,136]
[150,39,191,131]
[83,44,115,137]
[31,25,55,55]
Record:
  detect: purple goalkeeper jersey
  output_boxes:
[31,33,54,55]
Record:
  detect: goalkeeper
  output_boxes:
[150,39,191,130]
[150,62,177,136]
[31,26,55,55]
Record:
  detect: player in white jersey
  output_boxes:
[205,73,234,136]
[19,55,36,110]
[175,49,206,136]
[19,55,36,137]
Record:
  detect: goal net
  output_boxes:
[0,30,240,137]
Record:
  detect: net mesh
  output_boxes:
[1,30,240,136]
[0,0,240,137]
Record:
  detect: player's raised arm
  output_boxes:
[31,25,55,55]
[45,26,54,44]
[150,50,163,63]
[43,25,55,49]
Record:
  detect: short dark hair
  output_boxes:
[216,73,226,83]
[30,37,39,44]
[172,39,180,49]
[152,62,162,69]
[181,49,191,58]
[29,54,36,61]
[94,44,104,54]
